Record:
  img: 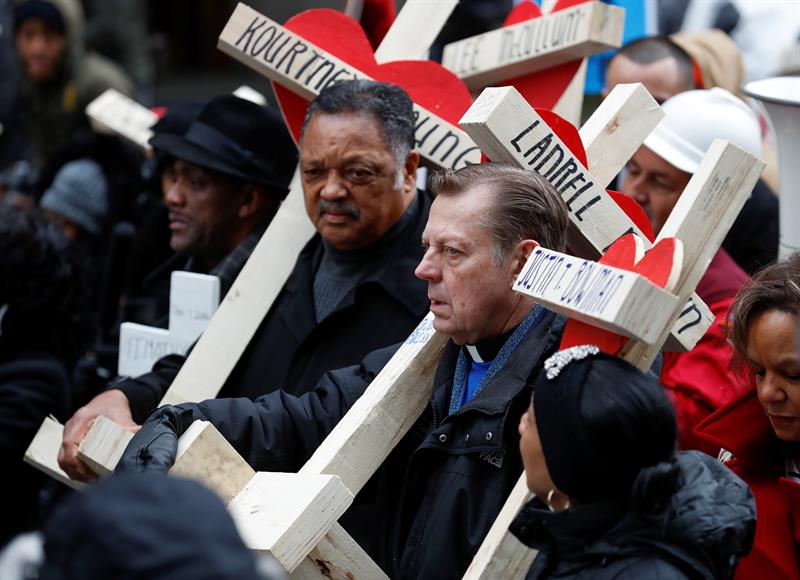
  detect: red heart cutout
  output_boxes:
[273,9,474,144]
[559,234,683,354]
[499,1,592,111]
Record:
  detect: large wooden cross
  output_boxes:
[442,0,624,125]
[459,91,765,580]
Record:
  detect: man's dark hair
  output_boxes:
[615,36,695,90]
[0,206,90,362]
[301,80,415,167]
[728,253,800,367]
[428,163,569,263]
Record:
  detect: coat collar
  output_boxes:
[695,389,783,469]
[432,311,564,417]
[280,189,431,331]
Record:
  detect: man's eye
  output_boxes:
[444,246,460,257]
[346,168,376,183]
[303,169,322,180]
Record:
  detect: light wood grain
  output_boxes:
[374,0,458,63]
[442,1,623,91]
[217,3,481,171]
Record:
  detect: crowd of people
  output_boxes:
[0,0,798,579]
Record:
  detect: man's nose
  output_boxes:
[164,180,185,207]
[319,169,348,201]
[622,175,649,207]
[415,251,441,282]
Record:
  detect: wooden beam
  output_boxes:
[216,3,481,171]
[292,523,389,579]
[578,83,664,189]
[171,421,256,504]
[460,85,648,257]
[463,476,535,580]
[459,85,712,351]
[76,416,134,478]
[86,89,158,151]
[513,245,680,344]
[621,140,765,369]
[229,472,353,571]
[23,417,86,490]
[374,0,458,63]
[442,1,623,91]
[161,170,314,406]
[299,313,448,494]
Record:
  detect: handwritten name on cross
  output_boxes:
[217,3,482,171]
[442,1,624,91]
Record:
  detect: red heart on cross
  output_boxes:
[559,233,684,354]
[499,0,593,111]
[273,9,474,144]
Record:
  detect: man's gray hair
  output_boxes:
[301,80,415,178]
[429,163,569,263]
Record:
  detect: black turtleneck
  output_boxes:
[313,194,420,322]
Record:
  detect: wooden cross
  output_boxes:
[460,105,765,580]
[118,271,220,378]
[459,85,715,352]
[86,89,159,151]
[442,0,624,126]
[441,1,623,91]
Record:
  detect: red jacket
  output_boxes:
[661,248,751,453]
[696,391,800,580]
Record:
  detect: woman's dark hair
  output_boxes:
[534,352,680,511]
[728,253,800,366]
[0,206,91,362]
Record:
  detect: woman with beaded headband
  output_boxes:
[514,345,755,578]
[696,253,800,579]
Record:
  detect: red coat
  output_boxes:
[661,249,751,453]
[696,391,800,580]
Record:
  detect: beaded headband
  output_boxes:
[544,344,600,380]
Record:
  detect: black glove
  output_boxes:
[117,405,188,474]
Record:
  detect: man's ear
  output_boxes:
[237,184,277,219]
[510,239,539,279]
[403,151,420,193]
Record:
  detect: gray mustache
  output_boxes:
[318,200,360,219]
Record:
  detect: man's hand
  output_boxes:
[117,406,183,474]
[58,389,140,482]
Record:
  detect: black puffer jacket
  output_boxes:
[511,451,756,579]
[130,310,566,579]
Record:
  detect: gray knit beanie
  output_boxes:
[40,159,109,235]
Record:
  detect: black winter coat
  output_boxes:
[162,310,565,579]
[511,451,756,580]
[115,191,431,423]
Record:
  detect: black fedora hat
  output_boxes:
[149,95,297,198]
